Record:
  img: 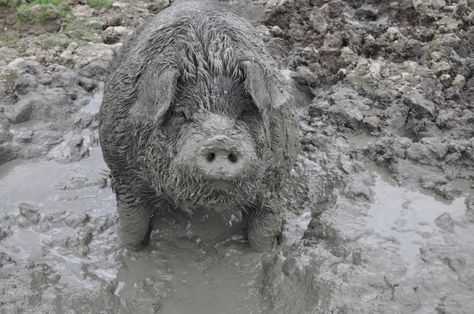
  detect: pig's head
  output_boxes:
[129,59,294,211]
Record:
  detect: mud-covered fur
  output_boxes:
[99,0,299,250]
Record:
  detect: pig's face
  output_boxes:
[158,75,268,209]
[130,59,290,210]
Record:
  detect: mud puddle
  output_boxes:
[0,147,282,312]
[80,87,104,115]
[346,132,377,149]
[295,162,474,312]
[117,208,264,314]
[365,165,473,277]
[0,147,113,216]
[3,143,471,313]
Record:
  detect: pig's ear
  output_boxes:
[242,61,288,112]
[129,67,179,125]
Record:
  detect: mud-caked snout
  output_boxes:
[197,135,250,181]
[172,113,262,193]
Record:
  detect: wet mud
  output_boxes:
[1,0,474,313]
[0,147,263,313]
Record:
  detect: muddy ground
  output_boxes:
[1,0,473,313]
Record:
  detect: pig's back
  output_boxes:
[109,0,272,76]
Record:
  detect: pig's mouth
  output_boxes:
[162,162,263,210]
[200,178,253,204]
[207,179,235,190]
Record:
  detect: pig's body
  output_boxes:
[99,0,299,250]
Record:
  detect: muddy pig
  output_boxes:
[99,0,299,251]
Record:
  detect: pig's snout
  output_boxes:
[198,136,248,181]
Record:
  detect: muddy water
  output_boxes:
[346,132,377,149]
[295,163,474,312]
[0,148,114,216]
[1,144,472,313]
[80,87,103,114]
[365,165,473,277]
[0,147,269,313]
[122,208,264,314]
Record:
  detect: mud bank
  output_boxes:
[1,0,474,313]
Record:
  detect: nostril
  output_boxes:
[206,152,216,162]
[228,153,238,163]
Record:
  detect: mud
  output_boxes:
[0,147,264,313]
[1,0,474,313]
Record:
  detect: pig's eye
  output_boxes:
[239,103,259,119]
[173,107,192,121]
[177,111,188,120]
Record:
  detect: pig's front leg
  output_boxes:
[242,202,282,251]
[116,192,153,249]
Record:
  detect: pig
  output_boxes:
[99,0,299,251]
